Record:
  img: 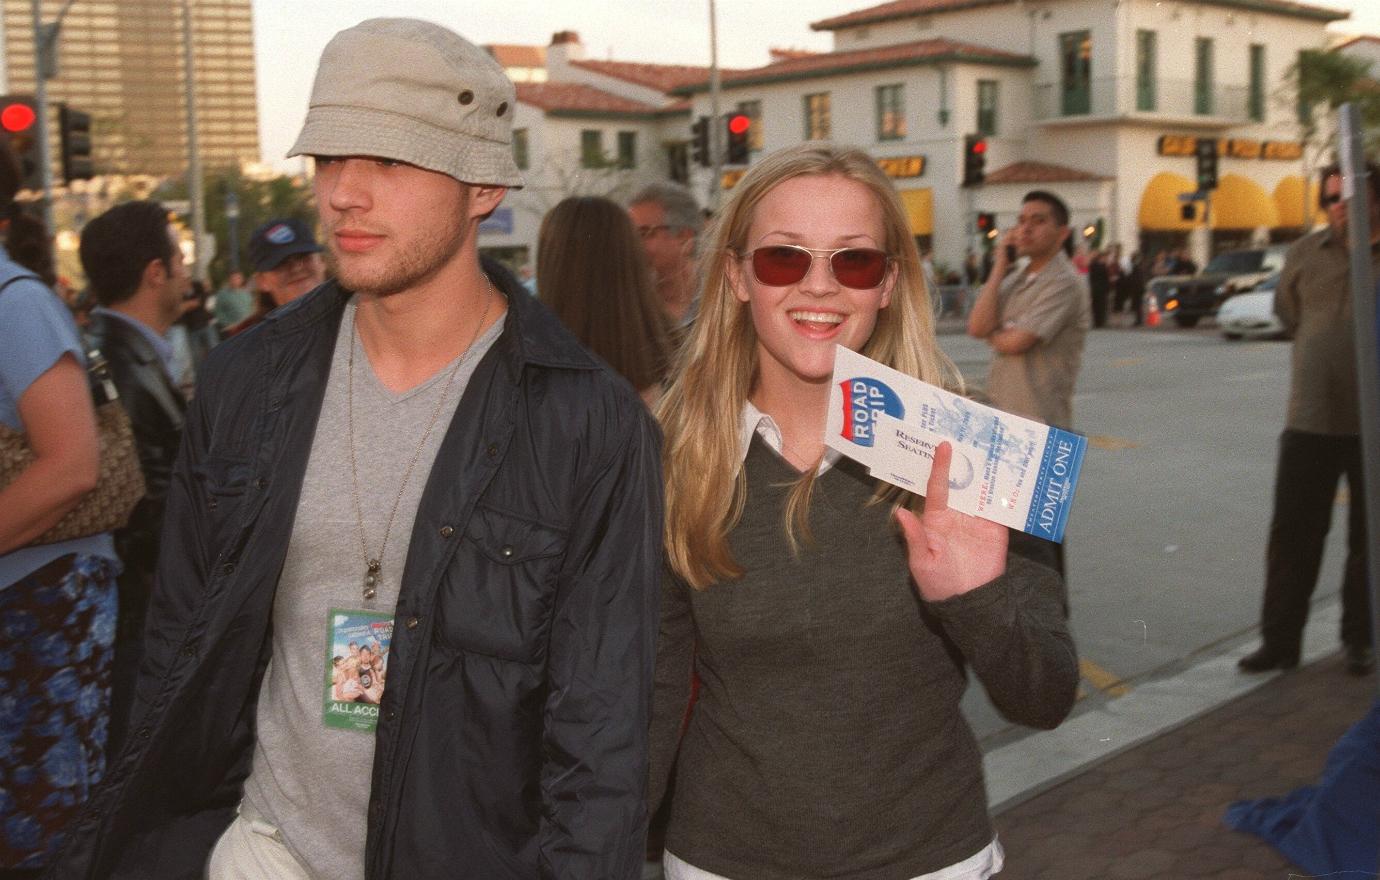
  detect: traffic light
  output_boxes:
[976,211,997,239]
[1,96,43,190]
[1195,138,1218,191]
[962,133,987,187]
[691,116,710,167]
[58,105,93,182]
[725,113,750,165]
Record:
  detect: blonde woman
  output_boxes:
[648,142,1079,880]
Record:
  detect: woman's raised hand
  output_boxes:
[894,441,1008,602]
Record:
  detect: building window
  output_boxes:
[1194,38,1214,115]
[976,80,998,136]
[737,100,763,150]
[617,131,637,169]
[580,129,604,168]
[1136,30,1157,111]
[1059,31,1092,116]
[875,84,906,141]
[1249,44,1266,122]
[804,92,831,140]
[512,128,529,170]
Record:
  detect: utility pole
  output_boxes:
[707,0,722,211]
[181,0,207,282]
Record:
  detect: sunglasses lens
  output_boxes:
[830,249,889,288]
[752,246,813,286]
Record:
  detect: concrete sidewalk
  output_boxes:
[991,648,1376,879]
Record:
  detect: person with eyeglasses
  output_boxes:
[647,142,1078,880]
[1239,160,1379,678]
[628,181,703,333]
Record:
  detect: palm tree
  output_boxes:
[1283,48,1380,229]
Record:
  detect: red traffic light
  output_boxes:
[2,102,36,133]
[971,139,987,154]
[728,114,751,136]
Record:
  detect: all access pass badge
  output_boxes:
[323,608,394,733]
[827,346,1087,543]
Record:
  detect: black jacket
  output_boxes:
[86,311,187,580]
[50,264,664,879]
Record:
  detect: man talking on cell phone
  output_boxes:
[49,18,663,880]
[966,190,1090,580]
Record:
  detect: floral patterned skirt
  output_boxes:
[0,553,117,870]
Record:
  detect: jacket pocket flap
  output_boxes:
[193,455,253,496]
[464,505,565,565]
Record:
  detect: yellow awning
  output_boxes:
[1273,176,1326,228]
[1138,171,1198,231]
[898,188,933,236]
[1209,174,1278,230]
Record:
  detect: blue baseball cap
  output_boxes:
[248,218,322,272]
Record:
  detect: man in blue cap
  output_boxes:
[225,217,326,336]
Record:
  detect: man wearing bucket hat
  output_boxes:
[49,18,663,880]
[223,217,326,337]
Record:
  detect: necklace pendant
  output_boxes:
[364,559,381,600]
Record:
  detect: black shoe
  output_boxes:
[1345,645,1375,676]
[1238,646,1299,673]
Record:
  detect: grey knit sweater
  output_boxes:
[647,438,1078,880]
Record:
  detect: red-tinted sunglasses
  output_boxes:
[745,245,892,290]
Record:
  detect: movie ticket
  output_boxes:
[825,346,1086,543]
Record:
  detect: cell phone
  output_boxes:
[1005,244,1017,263]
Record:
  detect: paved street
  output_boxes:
[935,321,1351,746]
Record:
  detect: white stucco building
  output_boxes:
[676,0,1355,271]
[481,1,1371,275]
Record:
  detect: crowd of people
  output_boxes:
[0,15,1372,880]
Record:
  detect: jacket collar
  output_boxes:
[256,257,600,375]
[90,308,171,367]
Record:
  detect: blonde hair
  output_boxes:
[657,142,961,589]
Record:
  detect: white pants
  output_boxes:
[206,808,313,880]
[663,837,1004,880]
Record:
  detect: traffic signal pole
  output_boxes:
[706,0,722,211]
[31,0,54,233]
[1338,104,1380,698]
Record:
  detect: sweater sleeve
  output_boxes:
[646,568,696,813]
[926,553,1079,730]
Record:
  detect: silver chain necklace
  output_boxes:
[346,283,494,601]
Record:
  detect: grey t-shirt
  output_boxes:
[240,299,503,879]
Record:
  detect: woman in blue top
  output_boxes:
[0,141,119,874]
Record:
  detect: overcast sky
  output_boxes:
[250,0,1380,172]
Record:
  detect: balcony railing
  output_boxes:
[1034,77,1252,124]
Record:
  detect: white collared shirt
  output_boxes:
[739,400,841,474]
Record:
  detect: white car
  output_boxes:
[1218,273,1288,341]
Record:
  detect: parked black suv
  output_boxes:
[1148,246,1287,327]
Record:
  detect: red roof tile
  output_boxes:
[1334,34,1380,51]
[812,0,1009,30]
[983,161,1108,184]
[514,82,661,116]
[569,59,724,93]
[811,0,1346,29]
[769,47,821,62]
[675,37,1032,93]
[486,44,546,68]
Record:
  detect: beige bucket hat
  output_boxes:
[288,18,524,188]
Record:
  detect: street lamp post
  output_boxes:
[225,186,240,276]
[181,0,207,283]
